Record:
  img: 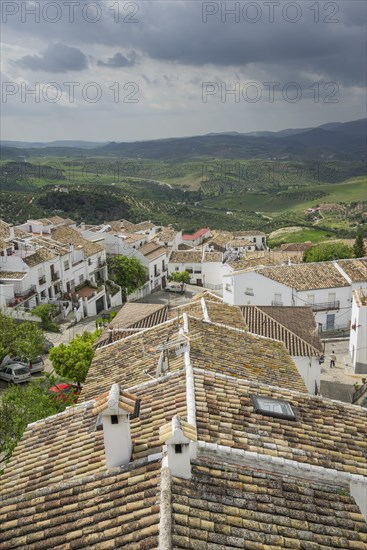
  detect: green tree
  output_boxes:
[0,312,46,361]
[107,255,147,297]
[353,231,366,258]
[0,376,68,463]
[303,242,354,263]
[49,331,100,386]
[169,270,191,291]
[32,303,58,330]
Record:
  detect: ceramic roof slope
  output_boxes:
[0,370,187,499]
[139,241,167,261]
[169,250,202,263]
[169,296,247,330]
[257,261,350,290]
[189,290,223,303]
[95,303,168,348]
[81,318,184,401]
[337,258,367,283]
[194,369,367,475]
[241,305,323,356]
[187,317,307,392]
[0,457,161,550]
[51,225,104,257]
[0,271,27,280]
[172,458,367,550]
[227,250,302,271]
[23,246,57,266]
[0,219,12,239]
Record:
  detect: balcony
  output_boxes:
[51,271,60,282]
[8,286,37,307]
[154,269,161,277]
[97,259,106,268]
[271,301,283,306]
[38,275,46,285]
[306,300,340,311]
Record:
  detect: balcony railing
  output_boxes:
[271,300,283,306]
[97,259,106,268]
[51,271,60,282]
[154,269,161,277]
[38,276,46,285]
[15,285,37,299]
[306,300,340,311]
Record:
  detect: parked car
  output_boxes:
[49,383,81,403]
[11,356,45,374]
[165,282,184,293]
[44,339,54,353]
[0,363,31,384]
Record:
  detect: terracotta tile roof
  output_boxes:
[81,319,184,400]
[195,369,367,475]
[139,242,167,261]
[182,228,209,241]
[187,316,307,392]
[172,457,367,549]
[281,241,312,251]
[159,415,197,444]
[0,456,161,550]
[1,371,187,498]
[13,227,30,239]
[23,247,57,266]
[257,262,350,290]
[0,270,27,280]
[228,250,303,270]
[190,290,223,303]
[0,219,12,240]
[169,250,202,263]
[51,226,104,257]
[337,258,367,283]
[228,238,254,247]
[202,251,223,262]
[95,303,168,348]
[156,227,177,242]
[234,230,266,236]
[92,384,141,418]
[208,231,234,251]
[241,305,323,356]
[124,233,145,243]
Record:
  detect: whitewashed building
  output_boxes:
[223,260,367,331]
[350,288,367,374]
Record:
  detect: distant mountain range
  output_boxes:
[1,119,366,162]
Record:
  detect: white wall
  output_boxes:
[223,271,292,306]
[202,262,223,289]
[350,296,367,374]
[296,286,351,329]
[168,261,203,285]
[293,356,321,395]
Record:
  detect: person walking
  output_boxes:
[330,350,336,368]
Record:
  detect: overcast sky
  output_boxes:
[1,0,366,142]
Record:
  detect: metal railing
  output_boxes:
[306,300,340,311]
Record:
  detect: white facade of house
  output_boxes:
[350,289,367,374]
[169,258,203,285]
[223,266,352,330]
[292,356,321,395]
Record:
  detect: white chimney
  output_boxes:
[93,383,140,469]
[159,415,197,479]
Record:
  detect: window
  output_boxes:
[245,288,254,296]
[251,395,296,420]
[64,261,70,271]
[307,294,315,305]
[175,266,179,271]
[273,293,282,305]
[328,292,336,304]
[225,283,232,293]
[79,275,84,283]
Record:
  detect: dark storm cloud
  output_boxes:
[97,51,138,68]
[14,43,88,73]
[4,1,366,86]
